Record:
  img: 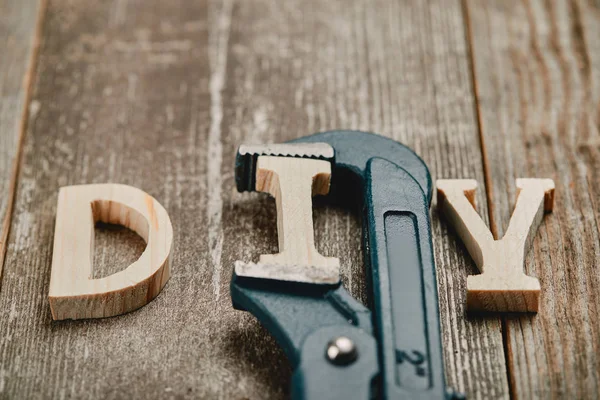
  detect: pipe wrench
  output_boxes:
[232,131,462,400]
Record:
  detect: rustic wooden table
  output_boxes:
[1,1,598,399]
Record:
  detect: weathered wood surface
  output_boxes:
[0,0,42,280]
[4,0,598,399]
[466,0,600,398]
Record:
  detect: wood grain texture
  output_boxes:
[0,0,507,399]
[0,0,42,281]
[466,0,600,398]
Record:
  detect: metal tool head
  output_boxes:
[232,130,454,400]
[235,142,335,192]
[290,130,433,206]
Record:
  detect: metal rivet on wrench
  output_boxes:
[326,336,358,366]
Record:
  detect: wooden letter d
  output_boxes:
[49,184,173,320]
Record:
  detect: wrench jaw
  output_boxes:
[235,142,335,192]
[289,130,433,206]
[231,139,380,398]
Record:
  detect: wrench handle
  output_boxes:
[364,158,447,399]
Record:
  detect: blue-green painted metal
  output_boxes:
[231,131,461,399]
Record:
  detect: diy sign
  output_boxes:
[48,177,553,319]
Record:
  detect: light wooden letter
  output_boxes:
[235,156,340,284]
[437,178,554,312]
[49,184,173,320]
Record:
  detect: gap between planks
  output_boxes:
[461,0,516,398]
[0,0,49,289]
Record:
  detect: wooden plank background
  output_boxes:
[0,0,597,399]
[467,1,600,398]
[0,0,41,280]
